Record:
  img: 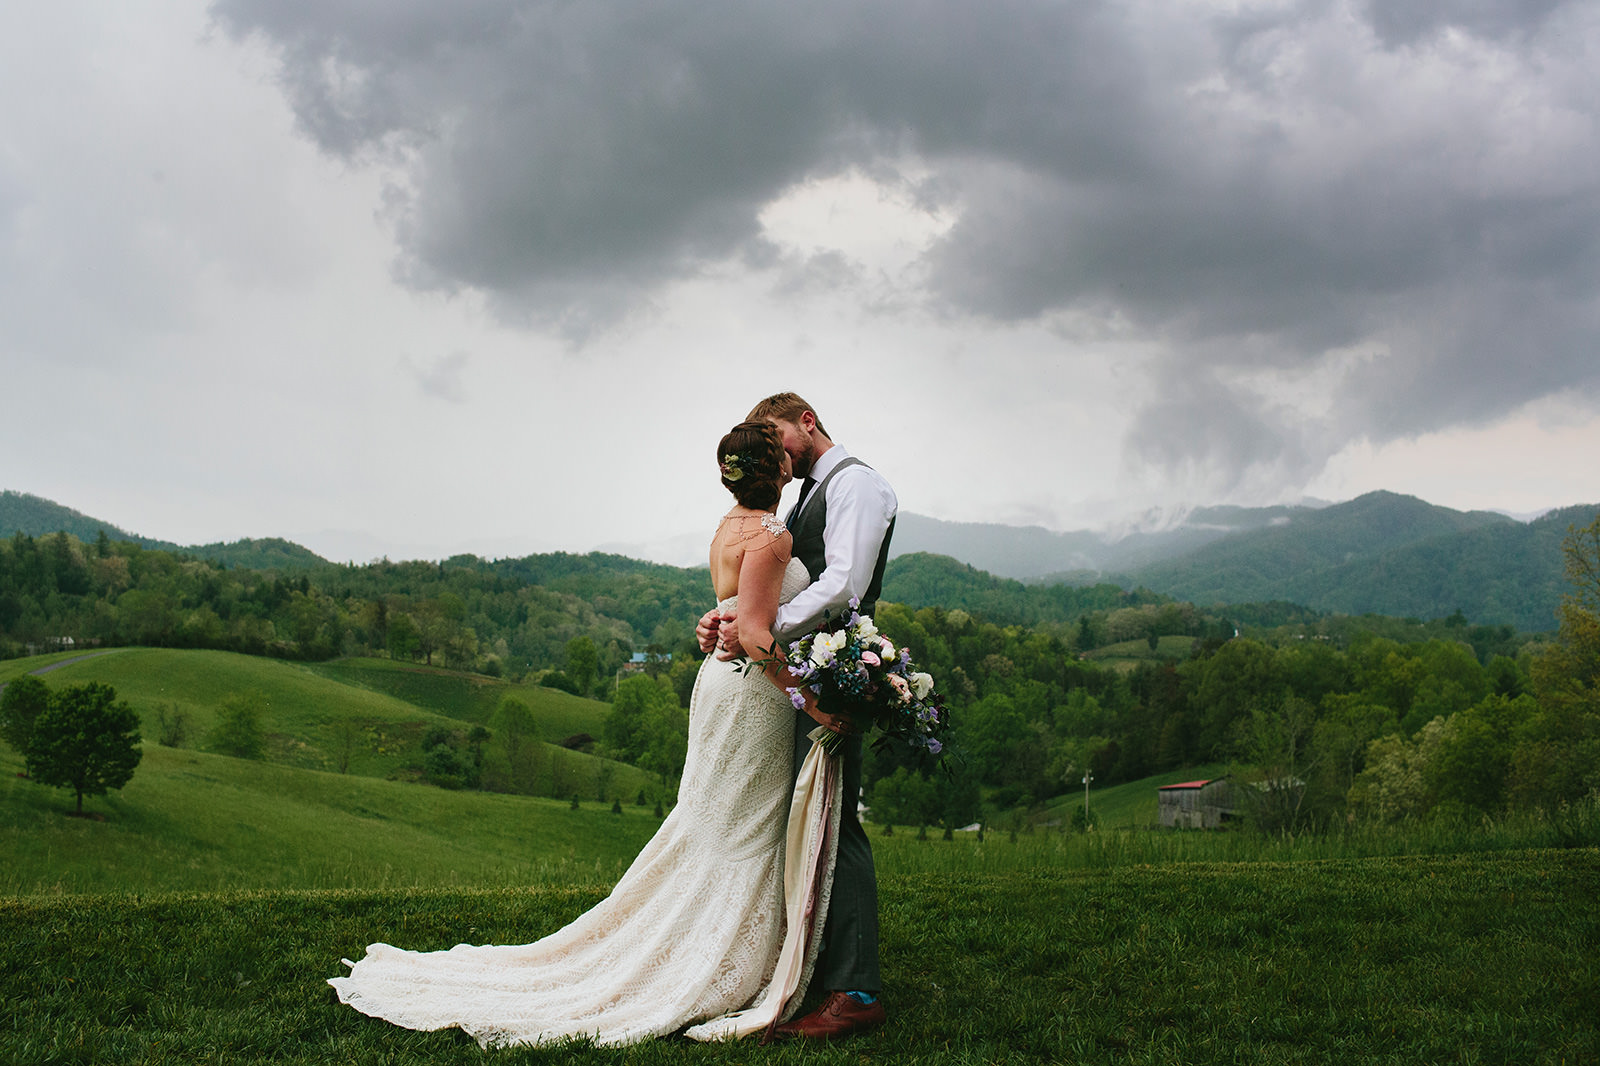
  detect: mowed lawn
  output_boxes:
[0,850,1594,1065]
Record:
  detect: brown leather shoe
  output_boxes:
[774,991,886,1040]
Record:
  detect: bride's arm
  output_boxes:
[735,542,853,734]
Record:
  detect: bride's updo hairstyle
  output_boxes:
[717,421,786,511]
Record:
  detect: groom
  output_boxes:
[697,392,898,1040]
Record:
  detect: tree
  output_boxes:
[208,694,266,759]
[1525,514,1600,805]
[386,612,421,661]
[490,696,539,792]
[865,766,939,830]
[604,675,688,784]
[0,674,51,755]
[566,635,598,698]
[24,681,142,815]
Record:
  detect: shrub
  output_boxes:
[208,694,266,759]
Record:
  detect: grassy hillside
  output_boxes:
[1081,634,1197,671]
[1035,763,1230,830]
[0,743,661,895]
[0,649,654,812]
[307,657,609,740]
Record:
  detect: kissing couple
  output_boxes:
[328,392,898,1047]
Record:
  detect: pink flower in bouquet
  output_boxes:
[860,650,881,667]
[886,673,911,701]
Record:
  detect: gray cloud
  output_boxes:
[213,0,1600,488]
[406,352,471,403]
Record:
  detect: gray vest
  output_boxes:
[786,456,896,624]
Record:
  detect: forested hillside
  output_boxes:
[0,490,327,571]
[1117,492,1599,630]
[4,512,1598,842]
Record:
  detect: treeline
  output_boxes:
[862,520,1600,831]
[0,531,707,696]
[7,524,1596,836]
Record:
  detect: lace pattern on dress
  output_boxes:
[328,554,832,1049]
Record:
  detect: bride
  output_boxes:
[328,420,851,1047]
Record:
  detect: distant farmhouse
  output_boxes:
[619,651,672,676]
[1157,778,1234,829]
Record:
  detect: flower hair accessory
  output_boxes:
[720,452,758,482]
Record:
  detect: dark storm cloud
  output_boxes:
[214,0,1600,482]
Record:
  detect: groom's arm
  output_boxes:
[773,465,897,641]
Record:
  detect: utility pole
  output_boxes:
[1082,770,1094,827]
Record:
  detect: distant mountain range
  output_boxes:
[5,488,1596,631]
[889,503,1315,581]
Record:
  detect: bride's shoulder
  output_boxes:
[718,511,791,558]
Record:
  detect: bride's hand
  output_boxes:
[695,610,721,654]
[714,613,745,661]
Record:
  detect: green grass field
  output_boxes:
[1,851,1594,1064]
[1082,635,1196,670]
[5,651,1600,1062]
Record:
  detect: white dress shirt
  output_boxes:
[773,444,898,642]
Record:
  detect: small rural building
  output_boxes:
[1158,778,1234,829]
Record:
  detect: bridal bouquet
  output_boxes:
[779,600,949,757]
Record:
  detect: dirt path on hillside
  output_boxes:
[0,649,125,698]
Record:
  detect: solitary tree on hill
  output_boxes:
[24,681,143,815]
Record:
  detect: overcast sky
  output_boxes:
[3,0,1598,565]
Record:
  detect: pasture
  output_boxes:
[2,650,1597,1063]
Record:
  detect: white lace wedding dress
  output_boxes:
[328,554,842,1048]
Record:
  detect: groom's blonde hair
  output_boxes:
[747,392,830,439]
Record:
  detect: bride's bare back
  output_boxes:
[709,511,792,602]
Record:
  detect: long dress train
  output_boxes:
[327,556,841,1048]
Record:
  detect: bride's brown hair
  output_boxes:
[717,421,786,511]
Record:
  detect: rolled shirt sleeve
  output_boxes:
[773,453,897,642]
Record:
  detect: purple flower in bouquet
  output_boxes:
[777,602,950,758]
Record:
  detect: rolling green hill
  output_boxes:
[0,649,652,811]
[0,741,661,895]
[306,657,611,740]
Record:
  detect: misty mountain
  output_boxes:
[889,504,1314,580]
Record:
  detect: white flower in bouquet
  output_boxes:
[910,671,935,700]
[810,630,847,668]
[854,615,879,642]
